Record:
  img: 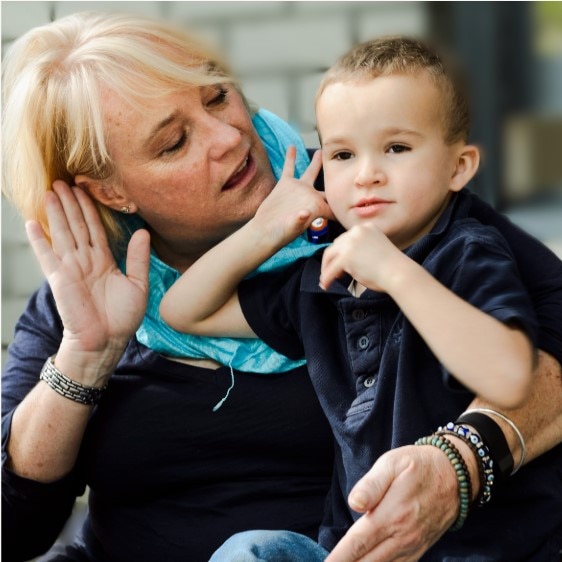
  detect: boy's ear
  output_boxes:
[74,174,135,213]
[449,144,480,192]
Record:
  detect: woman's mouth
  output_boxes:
[223,155,253,190]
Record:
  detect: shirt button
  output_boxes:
[364,376,375,388]
[352,309,366,320]
[358,336,369,349]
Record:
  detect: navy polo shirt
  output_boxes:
[239,190,562,560]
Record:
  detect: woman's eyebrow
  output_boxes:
[145,110,180,145]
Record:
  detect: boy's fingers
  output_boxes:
[301,149,323,184]
[281,145,297,178]
[319,250,341,291]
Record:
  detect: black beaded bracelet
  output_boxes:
[415,434,472,531]
[436,423,494,507]
[40,355,107,405]
[456,411,514,479]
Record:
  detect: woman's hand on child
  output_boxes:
[325,445,460,562]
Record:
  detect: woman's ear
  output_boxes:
[75,175,136,213]
[449,144,480,193]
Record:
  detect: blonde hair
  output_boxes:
[316,36,470,145]
[2,11,235,248]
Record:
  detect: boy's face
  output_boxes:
[317,73,468,249]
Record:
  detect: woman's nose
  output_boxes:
[206,117,243,160]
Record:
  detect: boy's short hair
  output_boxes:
[316,36,470,145]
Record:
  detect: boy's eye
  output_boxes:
[333,151,353,161]
[388,144,409,154]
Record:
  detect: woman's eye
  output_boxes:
[388,144,409,154]
[161,133,187,156]
[207,86,229,107]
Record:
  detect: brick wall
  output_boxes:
[1,1,430,365]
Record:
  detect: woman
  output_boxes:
[2,12,561,562]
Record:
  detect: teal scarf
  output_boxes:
[121,109,326,373]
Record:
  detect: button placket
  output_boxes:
[358,335,370,350]
[363,376,375,388]
[352,309,366,321]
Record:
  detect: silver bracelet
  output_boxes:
[463,408,526,474]
[39,355,108,405]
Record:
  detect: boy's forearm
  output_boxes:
[161,220,283,332]
[388,260,533,408]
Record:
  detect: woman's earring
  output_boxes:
[120,205,131,214]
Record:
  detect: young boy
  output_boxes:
[161,37,538,559]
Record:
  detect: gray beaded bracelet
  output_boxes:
[39,355,107,405]
[415,434,472,531]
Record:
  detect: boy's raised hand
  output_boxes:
[320,222,408,293]
[251,146,333,247]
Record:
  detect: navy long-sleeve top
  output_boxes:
[2,289,334,562]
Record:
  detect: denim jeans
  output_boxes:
[208,530,329,562]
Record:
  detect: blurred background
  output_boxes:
[2,1,562,367]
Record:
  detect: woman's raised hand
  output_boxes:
[25,181,150,384]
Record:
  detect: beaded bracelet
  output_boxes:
[436,422,494,507]
[415,434,472,531]
[40,355,108,405]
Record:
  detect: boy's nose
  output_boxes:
[354,161,386,187]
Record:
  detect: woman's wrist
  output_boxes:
[458,409,525,476]
[54,342,124,388]
[440,432,481,503]
[235,218,288,267]
[40,356,108,405]
[414,434,473,530]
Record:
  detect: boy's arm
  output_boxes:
[388,258,534,408]
[160,147,330,337]
[161,221,271,337]
[320,223,534,409]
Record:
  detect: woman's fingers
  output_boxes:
[42,187,77,257]
[25,220,60,278]
[51,181,92,250]
[124,229,151,290]
[72,185,111,250]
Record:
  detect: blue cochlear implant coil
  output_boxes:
[307,217,329,244]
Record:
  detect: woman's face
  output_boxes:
[99,83,275,268]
